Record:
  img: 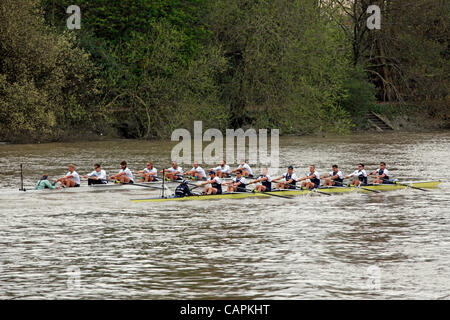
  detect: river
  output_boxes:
[0,131,449,299]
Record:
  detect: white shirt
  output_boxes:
[144,167,158,177]
[208,176,222,185]
[258,174,272,182]
[88,169,107,181]
[238,163,253,175]
[233,177,246,185]
[351,169,367,177]
[284,172,297,181]
[168,166,183,177]
[307,171,320,181]
[329,170,343,180]
[119,167,134,182]
[377,168,389,177]
[214,164,231,174]
[190,166,206,178]
[67,171,80,185]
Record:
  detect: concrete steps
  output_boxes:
[366,112,394,131]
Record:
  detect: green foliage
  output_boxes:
[207,0,354,134]
[0,0,102,142]
[3,0,446,143]
[340,67,377,121]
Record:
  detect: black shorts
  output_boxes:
[236,187,247,193]
[333,181,344,187]
[74,184,80,187]
[88,178,104,185]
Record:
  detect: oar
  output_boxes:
[241,187,293,199]
[342,177,381,193]
[356,186,381,194]
[294,186,331,196]
[260,191,293,199]
[393,181,429,192]
[132,183,165,190]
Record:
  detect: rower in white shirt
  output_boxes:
[83,163,107,185]
[298,165,321,190]
[184,161,206,180]
[370,162,393,184]
[231,160,254,177]
[345,163,368,186]
[223,169,247,192]
[272,166,297,190]
[109,160,134,184]
[209,160,231,178]
[161,161,183,181]
[55,164,81,188]
[137,162,158,182]
[321,165,344,187]
[197,170,222,195]
[248,167,273,192]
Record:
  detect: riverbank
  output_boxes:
[362,103,450,132]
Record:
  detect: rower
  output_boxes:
[83,163,107,185]
[184,162,206,180]
[35,174,57,190]
[161,161,183,181]
[137,162,158,182]
[174,180,193,198]
[248,167,272,192]
[370,162,393,184]
[345,163,368,186]
[272,165,297,190]
[223,169,247,192]
[55,164,80,188]
[209,160,231,178]
[321,165,344,187]
[231,159,254,177]
[197,170,222,195]
[109,161,134,184]
[298,165,320,190]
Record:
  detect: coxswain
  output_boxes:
[174,180,193,198]
[35,174,57,190]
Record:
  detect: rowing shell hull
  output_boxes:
[130,181,441,203]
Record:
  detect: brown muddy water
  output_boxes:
[0,131,449,299]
